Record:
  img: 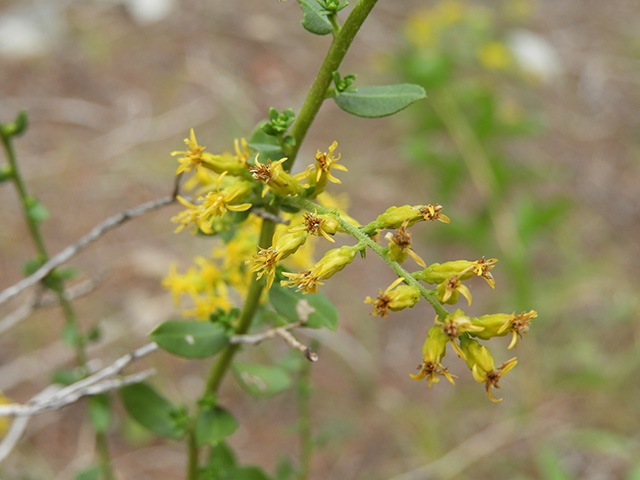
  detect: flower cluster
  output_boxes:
[165,129,535,401]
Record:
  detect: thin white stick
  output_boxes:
[0,196,175,307]
[0,342,158,418]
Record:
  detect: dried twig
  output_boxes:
[231,322,318,361]
[0,196,176,307]
[0,275,105,335]
[0,342,158,419]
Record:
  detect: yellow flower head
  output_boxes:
[249,155,302,197]
[281,270,323,295]
[302,141,348,197]
[245,246,280,290]
[410,325,457,387]
[289,210,339,243]
[384,220,426,267]
[419,204,450,223]
[172,129,206,175]
[364,277,421,317]
[460,335,517,402]
[437,275,472,306]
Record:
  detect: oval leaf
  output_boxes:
[248,125,285,162]
[149,320,229,358]
[120,382,183,438]
[333,84,427,118]
[196,406,238,447]
[269,284,338,331]
[233,363,292,396]
[297,0,333,36]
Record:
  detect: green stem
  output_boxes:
[187,217,277,477]
[284,0,380,170]
[96,431,116,480]
[298,199,450,319]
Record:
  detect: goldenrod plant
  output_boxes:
[0,1,536,479]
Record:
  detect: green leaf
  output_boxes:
[297,0,333,35]
[88,394,111,433]
[196,406,239,447]
[25,196,50,223]
[62,322,81,347]
[221,467,271,480]
[232,363,292,396]
[205,441,237,471]
[75,466,102,480]
[333,84,427,118]
[248,125,285,162]
[0,110,29,138]
[0,166,13,183]
[269,284,338,331]
[120,382,184,438]
[51,367,84,385]
[149,320,229,359]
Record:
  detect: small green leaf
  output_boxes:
[269,284,338,331]
[149,320,229,359]
[75,466,102,480]
[0,166,13,183]
[248,125,285,162]
[62,322,81,347]
[88,394,111,433]
[220,467,271,480]
[297,0,333,35]
[196,406,239,447]
[51,367,84,385]
[25,196,50,223]
[1,110,29,138]
[205,441,237,471]
[333,84,427,118]
[120,382,184,438]
[233,363,292,396]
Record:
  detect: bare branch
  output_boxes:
[0,275,106,335]
[0,197,176,307]
[231,322,318,361]
[0,342,158,419]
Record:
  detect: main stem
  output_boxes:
[284,0,380,170]
[188,1,381,474]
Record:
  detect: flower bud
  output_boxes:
[311,245,358,280]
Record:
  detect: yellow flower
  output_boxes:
[419,204,450,223]
[384,220,426,267]
[289,210,339,243]
[299,141,348,197]
[478,41,513,71]
[171,173,252,234]
[172,129,206,175]
[436,309,484,359]
[416,257,497,287]
[364,277,421,317]
[364,203,450,235]
[459,335,517,402]
[436,275,472,306]
[249,155,302,197]
[281,270,323,295]
[245,246,280,289]
[410,325,457,387]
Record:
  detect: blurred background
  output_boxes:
[1,0,639,478]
